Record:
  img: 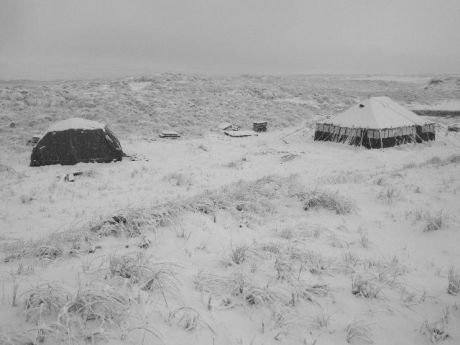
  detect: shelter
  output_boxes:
[314,97,435,148]
[30,118,124,166]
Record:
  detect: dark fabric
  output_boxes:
[415,126,436,143]
[30,126,123,166]
[314,128,434,149]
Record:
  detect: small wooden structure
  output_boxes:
[224,130,257,137]
[159,131,181,139]
[253,121,268,132]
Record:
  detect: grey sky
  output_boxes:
[1,0,459,79]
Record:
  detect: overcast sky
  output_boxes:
[1,0,459,80]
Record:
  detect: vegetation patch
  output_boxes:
[293,188,355,214]
[420,308,450,343]
[447,267,460,295]
[108,252,179,304]
[407,209,449,232]
[23,283,71,322]
[345,321,373,344]
[351,275,382,299]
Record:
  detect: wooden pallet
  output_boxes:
[224,130,258,137]
[253,121,268,132]
[159,131,181,138]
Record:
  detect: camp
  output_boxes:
[30,118,124,166]
[314,96,435,149]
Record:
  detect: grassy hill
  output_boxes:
[1,74,458,153]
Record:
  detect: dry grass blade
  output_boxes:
[345,321,373,344]
[169,307,215,334]
[125,325,164,344]
[304,283,329,297]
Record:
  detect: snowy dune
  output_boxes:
[0,75,459,345]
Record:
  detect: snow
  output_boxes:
[321,96,432,128]
[411,99,460,111]
[0,75,460,345]
[274,97,320,108]
[47,117,106,132]
[128,81,152,92]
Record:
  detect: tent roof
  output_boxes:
[319,97,433,129]
[47,118,106,132]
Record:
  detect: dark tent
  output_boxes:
[30,118,124,166]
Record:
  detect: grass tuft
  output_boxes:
[290,249,332,276]
[447,267,460,295]
[59,285,129,327]
[345,321,373,344]
[169,307,214,334]
[420,308,450,343]
[230,245,249,265]
[193,271,286,307]
[91,203,183,238]
[34,246,63,260]
[377,187,400,204]
[294,189,355,214]
[311,311,332,330]
[108,252,180,304]
[23,283,71,321]
[408,209,448,232]
[351,275,381,299]
[162,173,192,188]
[423,211,445,232]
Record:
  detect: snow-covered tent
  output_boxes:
[314,97,435,148]
[30,118,124,166]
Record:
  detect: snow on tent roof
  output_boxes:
[320,97,433,129]
[47,118,106,132]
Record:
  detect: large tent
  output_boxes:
[30,118,124,166]
[314,96,435,148]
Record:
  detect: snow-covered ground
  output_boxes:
[411,100,460,111]
[0,75,459,345]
